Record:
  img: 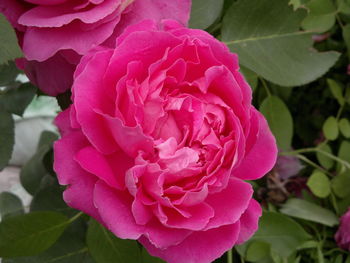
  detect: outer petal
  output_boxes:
[93,180,144,239]
[233,108,277,180]
[16,52,76,96]
[204,178,253,230]
[236,199,262,245]
[53,130,100,220]
[140,223,240,263]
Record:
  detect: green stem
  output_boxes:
[68,212,84,224]
[227,249,233,263]
[294,154,332,176]
[280,147,350,170]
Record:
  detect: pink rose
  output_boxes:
[335,208,350,251]
[0,0,190,95]
[54,20,277,263]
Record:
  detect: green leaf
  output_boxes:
[316,144,334,169]
[240,66,258,92]
[2,220,94,263]
[342,24,350,57]
[306,171,331,198]
[0,84,37,116]
[339,118,350,138]
[246,241,271,262]
[337,141,350,171]
[323,116,339,141]
[0,192,24,220]
[251,212,311,258]
[260,96,293,150]
[338,0,350,14]
[142,248,165,263]
[327,79,344,106]
[87,219,141,263]
[0,109,14,170]
[0,62,20,86]
[280,198,339,226]
[0,14,22,65]
[0,212,69,258]
[301,0,336,33]
[189,0,224,29]
[30,183,70,215]
[332,171,350,198]
[20,131,57,195]
[222,0,340,87]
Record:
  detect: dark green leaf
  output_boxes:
[0,83,37,116]
[20,131,57,195]
[241,66,258,92]
[343,24,350,57]
[245,241,270,262]
[2,219,94,263]
[0,192,24,220]
[141,248,165,263]
[280,198,339,226]
[222,0,340,86]
[260,96,293,150]
[0,62,20,86]
[0,212,69,257]
[251,212,311,258]
[0,14,22,65]
[189,0,224,29]
[0,109,14,170]
[306,171,331,198]
[87,219,141,263]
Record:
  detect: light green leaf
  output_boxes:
[301,0,336,32]
[0,14,22,65]
[339,118,350,138]
[189,0,224,29]
[260,96,293,150]
[87,219,141,263]
[0,109,14,170]
[0,212,69,257]
[222,0,340,87]
[323,116,339,141]
[280,198,339,226]
[0,84,37,116]
[0,192,24,220]
[316,144,334,169]
[337,141,350,171]
[332,171,350,198]
[327,79,344,106]
[306,171,331,198]
[252,212,311,258]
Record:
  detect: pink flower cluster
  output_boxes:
[336,208,350,251]
[54,20,277,263]
[0,0,190,95]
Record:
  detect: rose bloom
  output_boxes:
[54,20,277,263]
[0,0,190,95]
[335,208,350,251]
